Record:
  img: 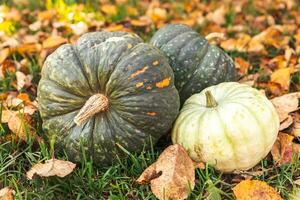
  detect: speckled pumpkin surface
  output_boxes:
[37,31,180,164]
[150,24,236,103]
[172,82,279,172]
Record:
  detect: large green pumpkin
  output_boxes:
[172,82,279,172]
[38,31,180,164]
[150,24,236,103]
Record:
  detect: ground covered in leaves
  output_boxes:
[0,0,300,199]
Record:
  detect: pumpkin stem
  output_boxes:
[205,90,218,108]
[74,93,109,126]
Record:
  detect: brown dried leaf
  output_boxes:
[271,92,300,121]
[26,159,76,180]
[0,187,14,200]
[220,34,251,52]
[271,132,299,165]
[233,180,283,200]
[279,115,293,131]
[291,113,300,137]
[15,71,32,91]
[137,144,195,200]
[42,36,67,49]
[206,6,227,25]
[1,110,16,123]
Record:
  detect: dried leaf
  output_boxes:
[0,187,14,200]
[26,159,76,180]
[271,67,294,90]
[146,7,167,23]
[15,71,32,90]
[137,144,195,200]
[279,115,293,131]
[101,4,117,16]
[291,113,300,137]
[0,48,10,64]
[271,132,299,165]
[206,6,226,25]
[1,110,16,123]
[233,180,283,200]
[235,57,250,75]
[271,92,300,120]
[13,43,42,54]
[220,34,251,52]
[42,36,67,49]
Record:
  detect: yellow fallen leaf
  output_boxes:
[233,180,283,200]
[101,4,117,16]
[235,57,250,75]
[42,36,67,49]
[146,7,167,23]
[220,34,251,52]
[137,144,195,200]
[13,43,42,54]
[271,67,294,90]
[0,187,14,200]
[26,159,76,180]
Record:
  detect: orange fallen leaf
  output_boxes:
[235,57,251,75]
[271,132,300,165]
[1,110,16,123]
[0,48,10,65]
[42,36,67,49]
[13,43,42,54]
[146,7,167,24]
[0,187,14,200]
[26,159,76,180]
[101,4,117,16]
[233,180,282,200]
[220,34,251,52]
[271,67,294,90]
[137,144,195,200]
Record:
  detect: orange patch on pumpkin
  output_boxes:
[136,82,144,88]
[152,60,159,66]
[156,77,171,88]
[130,66,149,79]
[147,112,157,116]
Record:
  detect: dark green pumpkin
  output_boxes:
[150,24,236,103]
[37,31,180,164]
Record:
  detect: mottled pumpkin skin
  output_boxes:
[172,82,279,172]
[38,31,180,164]
[150,24,236,103]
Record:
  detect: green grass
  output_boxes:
[1,132,300,199]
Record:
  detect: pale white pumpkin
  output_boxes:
[172,82,279,172]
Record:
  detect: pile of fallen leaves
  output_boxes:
[0,0,300,199]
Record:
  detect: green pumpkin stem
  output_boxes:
[205,90,218,108]
[74,93,109,126]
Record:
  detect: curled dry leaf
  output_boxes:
[233,180,283,200]
[291,113,300,137]
[42,36,68,49]
[0,187,14,200]
[26,159,76,180]
[15,71,32,91]
[279,115,293,131]
[271,132,300,165]
[137,144,195,200]
[271,92,300,122]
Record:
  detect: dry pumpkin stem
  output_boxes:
[74,93,109,126]
[205,90,218,108]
